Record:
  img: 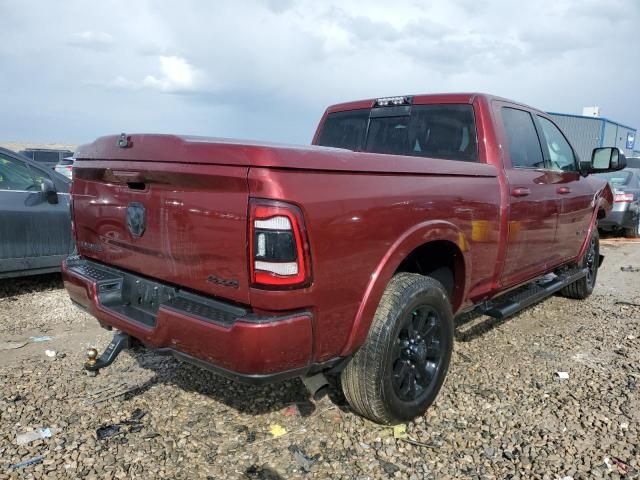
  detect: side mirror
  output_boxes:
[589,147,627,173]
[41,178,58,204]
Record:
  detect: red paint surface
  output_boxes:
[67,93,613,375]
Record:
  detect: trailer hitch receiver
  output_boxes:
[85,332,132,372]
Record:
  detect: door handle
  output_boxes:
[557,187,571,194]
[511,187,531,197]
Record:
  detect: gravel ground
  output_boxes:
[1,241,639,479]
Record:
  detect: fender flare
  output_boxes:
[339,220,470,356]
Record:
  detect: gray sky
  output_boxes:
[1,0,638,145]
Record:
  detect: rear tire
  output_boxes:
[624,214,640,238]
[341,273,453,425]
[560,230,599,299]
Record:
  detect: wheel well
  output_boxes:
[395,240,465,310]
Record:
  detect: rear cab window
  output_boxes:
[317,103,478,162]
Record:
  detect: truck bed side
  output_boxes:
[248,163,501,361]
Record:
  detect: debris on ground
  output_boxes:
[15,427,53,445]
[392,424,407,439]
[269,424,287,438]
[458,351,474,363]
[615,300,640,307]
[96,409,147,440]
[29,335,52,343]
[283,405,299,417]
[7,455,45,470]
[86,381,146,405]
[555,371,569,379]
[282,401,315,417]
[44,349,56,358]
[288,445,318,472]
[610,456,630,474]
[0,340,27,351]
[96,424,121,441]
[379,460,400,475]
[620,265,640,272]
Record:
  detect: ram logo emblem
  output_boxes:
[126,202,146,237]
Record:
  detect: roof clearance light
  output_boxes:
[376,96,409,107]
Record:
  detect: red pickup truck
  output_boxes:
[63,93,625,424]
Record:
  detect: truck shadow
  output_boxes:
[0,273,63,300]
[454,301,545,342]
[454,310,504,342]
[127,348,351,417]
[122,312,524,412]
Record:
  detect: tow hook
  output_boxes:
[85,332,132,373]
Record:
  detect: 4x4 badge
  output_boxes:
[126,202,146,237]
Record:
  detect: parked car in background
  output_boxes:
[19,148,74,169]
[595,168,640,237]
[54,156,75,179]
[0,147,75,278]
[626,157,640,168]
[64,93,623,424]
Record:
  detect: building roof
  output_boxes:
[548,111,636,132]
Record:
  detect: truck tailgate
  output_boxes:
[72,160,251,305]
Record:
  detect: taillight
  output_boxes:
[249,199,312,288]
[614,192,634,203]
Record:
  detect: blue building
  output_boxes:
[548,112,637,162]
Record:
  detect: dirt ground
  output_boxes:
[0,239,639,479]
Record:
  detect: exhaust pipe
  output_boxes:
[85,332,132,373]
[301,372,329,400]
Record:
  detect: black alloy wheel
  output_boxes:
[392,305,444,402]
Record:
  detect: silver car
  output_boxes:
[595,167,640,237]
[54,157,74,179]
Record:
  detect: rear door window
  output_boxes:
[502,107,545,169]
[317,104,478,162]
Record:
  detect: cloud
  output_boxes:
[263,0,295,14]
[0,0,638,146]
[143,55,201,92]
[67,31,114,51]
[101,56,202,94]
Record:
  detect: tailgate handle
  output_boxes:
[111,170,144,182]
[110,170,147,190]
[127,182,146,190]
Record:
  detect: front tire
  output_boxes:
[341,273,454,425]
[560,230,599,299]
